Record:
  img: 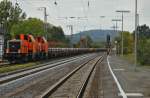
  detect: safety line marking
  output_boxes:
[107,56,127,98]
[118,93,143,97]
[113,68,125,71]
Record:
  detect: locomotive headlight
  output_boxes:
[6,49,9,53]
[18,49,21,53]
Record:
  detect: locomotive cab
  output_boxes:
[35,36,48,59]
[5,34,29,63]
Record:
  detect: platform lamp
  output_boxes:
[134,0,138,71]
[116,10,130,56]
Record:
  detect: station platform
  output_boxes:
[108,54,150,98]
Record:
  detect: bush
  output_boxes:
[137,39,150,65]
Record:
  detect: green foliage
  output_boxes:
[0,0,69,47]
[137,39,150,65]
[136,24,150,65]
[47,25,69,45]
[11,18,45,37]
[115,31,134,54]
[11,17,69,46]
[86,35,93,47]
[137,24,150,39]
[123,31,134,54]
[91,42,105,48]
[0,0,26,49]
[48,26,66,41]
[0,0,26,32]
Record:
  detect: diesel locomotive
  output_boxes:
[4,34,106,63]
[5,34,48,63]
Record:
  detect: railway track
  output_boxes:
[0,62,10,68]
[0,53,98,97]
[0,54,87,69]
[0,53,94,85]
[38,55,104,98]
[0,54,91,76]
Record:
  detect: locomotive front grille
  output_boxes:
[8,41,21,52]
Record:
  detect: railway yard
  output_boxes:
[0,50,149,98]
[1,0,150,98]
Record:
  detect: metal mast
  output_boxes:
[134,0,138,71]
[116,10,130,56]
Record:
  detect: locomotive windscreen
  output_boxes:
[8,41,21,52]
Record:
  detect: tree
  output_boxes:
[0,0,26,32]
[48,26,66,42]
[11,18,69,45]
[136,24,150,65]
[11,18,45,37]
[137,39,150,65]
[114,31,134,54]
[0,0,26,49]
[86,35,93,47]
[123,31,134,54]
[137,24,150,39]
[47,25,70,47]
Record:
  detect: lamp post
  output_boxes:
[99,16,105,30]
[67,25,74,48]
[38,7,48,39]
[134,0,138,71]
[112,19,121,33]
[116,10,130,56]
[115,41,118,56]
[112,19,121,55]
[59,16,87,47]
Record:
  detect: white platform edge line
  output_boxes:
[113,69,125,71]
[107,56,127,98]
[118,93,143,97]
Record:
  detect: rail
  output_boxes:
[76,56,103,98]
[39,55,103,98]
[0,54,93,85]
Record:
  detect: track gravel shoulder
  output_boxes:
[83,56,120,98]
[48,56,101,98]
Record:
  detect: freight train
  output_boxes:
[4,34,106,63]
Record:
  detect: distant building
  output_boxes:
[80,37,88,48]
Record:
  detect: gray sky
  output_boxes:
[2,0,150,35]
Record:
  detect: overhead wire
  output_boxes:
[54,0,61,18]
[81,0,87,18]
[21,0,58,22]
[21,0,38,8]
[80,0,88,32]
[19,0,44,17]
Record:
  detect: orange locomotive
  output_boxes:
[5,34,107,63]
[5,34,48,63]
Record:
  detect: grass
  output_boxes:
[0,62,38,74]
[122,54,146,66]
[122,53,134,64]
[120,54,150,69]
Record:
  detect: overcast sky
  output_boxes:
[2,0,150,35]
